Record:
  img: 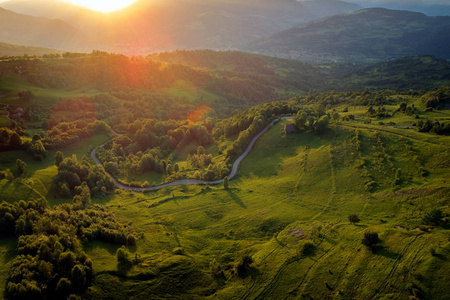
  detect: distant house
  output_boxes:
[284,123,298,134]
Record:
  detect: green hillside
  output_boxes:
[0,50,449,299]
[84,116,450,299]
[336,55,450,90]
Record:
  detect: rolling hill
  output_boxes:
[0,42,62,56]
[245,8,450,63]
[0,7,85,51]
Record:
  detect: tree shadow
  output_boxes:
[227,189,246,208]
[1,238,17,264]
[274,235,287,248]
[354,224,368,228]
[375,247,401,260]
[432,253,447,261]
[83,240,122,255]
[248,266,261,279]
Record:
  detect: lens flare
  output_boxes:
[187,105,211,124]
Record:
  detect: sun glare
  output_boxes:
[62,0,138,13]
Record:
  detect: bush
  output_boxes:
[172,247,185,255]
[16,159,27,175]
[348,214,360,224]
[116,246,131,266]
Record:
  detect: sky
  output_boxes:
[60,0,138,12]
[1,0,450,13]
[0,0,140,12]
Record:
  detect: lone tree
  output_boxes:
[223,176,229,189]
[236,255,253,278]
[348,214,360,224]
[362,231,381,252]
[16,159,27,175]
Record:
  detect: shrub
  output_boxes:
[348,214,360,224]
[116,246,131,266]
[300,242,315,256]
[172,247,185,255]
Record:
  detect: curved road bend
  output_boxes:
[91,116,294,192]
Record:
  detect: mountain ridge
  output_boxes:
[245,7,450,63]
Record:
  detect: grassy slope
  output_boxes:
[80,116,449,299]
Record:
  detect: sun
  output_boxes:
[62,0,138,13]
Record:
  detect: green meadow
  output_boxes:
[75,118,449,299]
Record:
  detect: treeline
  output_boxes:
[0,127,47,160]
[301,89,401,107]
[46,119,111,149]
[0,197,136,299]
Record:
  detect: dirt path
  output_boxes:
[91,116,294,192]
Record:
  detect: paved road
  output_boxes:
[91,116,293,192]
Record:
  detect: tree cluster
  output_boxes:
[293,108,330,134]
[54,154,114,198]
[0,197,136,299]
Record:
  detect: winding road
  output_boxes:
[91,116,293,192]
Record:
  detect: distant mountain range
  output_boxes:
[343,0,450,16]
[0,0,360,53]
[0,0,449,64]
[245,8,450,63]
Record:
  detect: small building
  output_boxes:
[284,123,298,134]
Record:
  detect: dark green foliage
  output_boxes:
[15,159,26,175]
[367,105,389,118]
[362,231,381,251]
[1,198,134,300]
[423,209,443,226]
[116,246,131,267]
[223,176,229,189]
[348,214,360,224]
[73,182,91,209]
[300,242,315,256]
[54,154,114,197]
[393,168,402,186]
[236,255,253,278]
[55,151,64,167]
[294,109,330,134]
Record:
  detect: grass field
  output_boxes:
[77,119,450,299]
